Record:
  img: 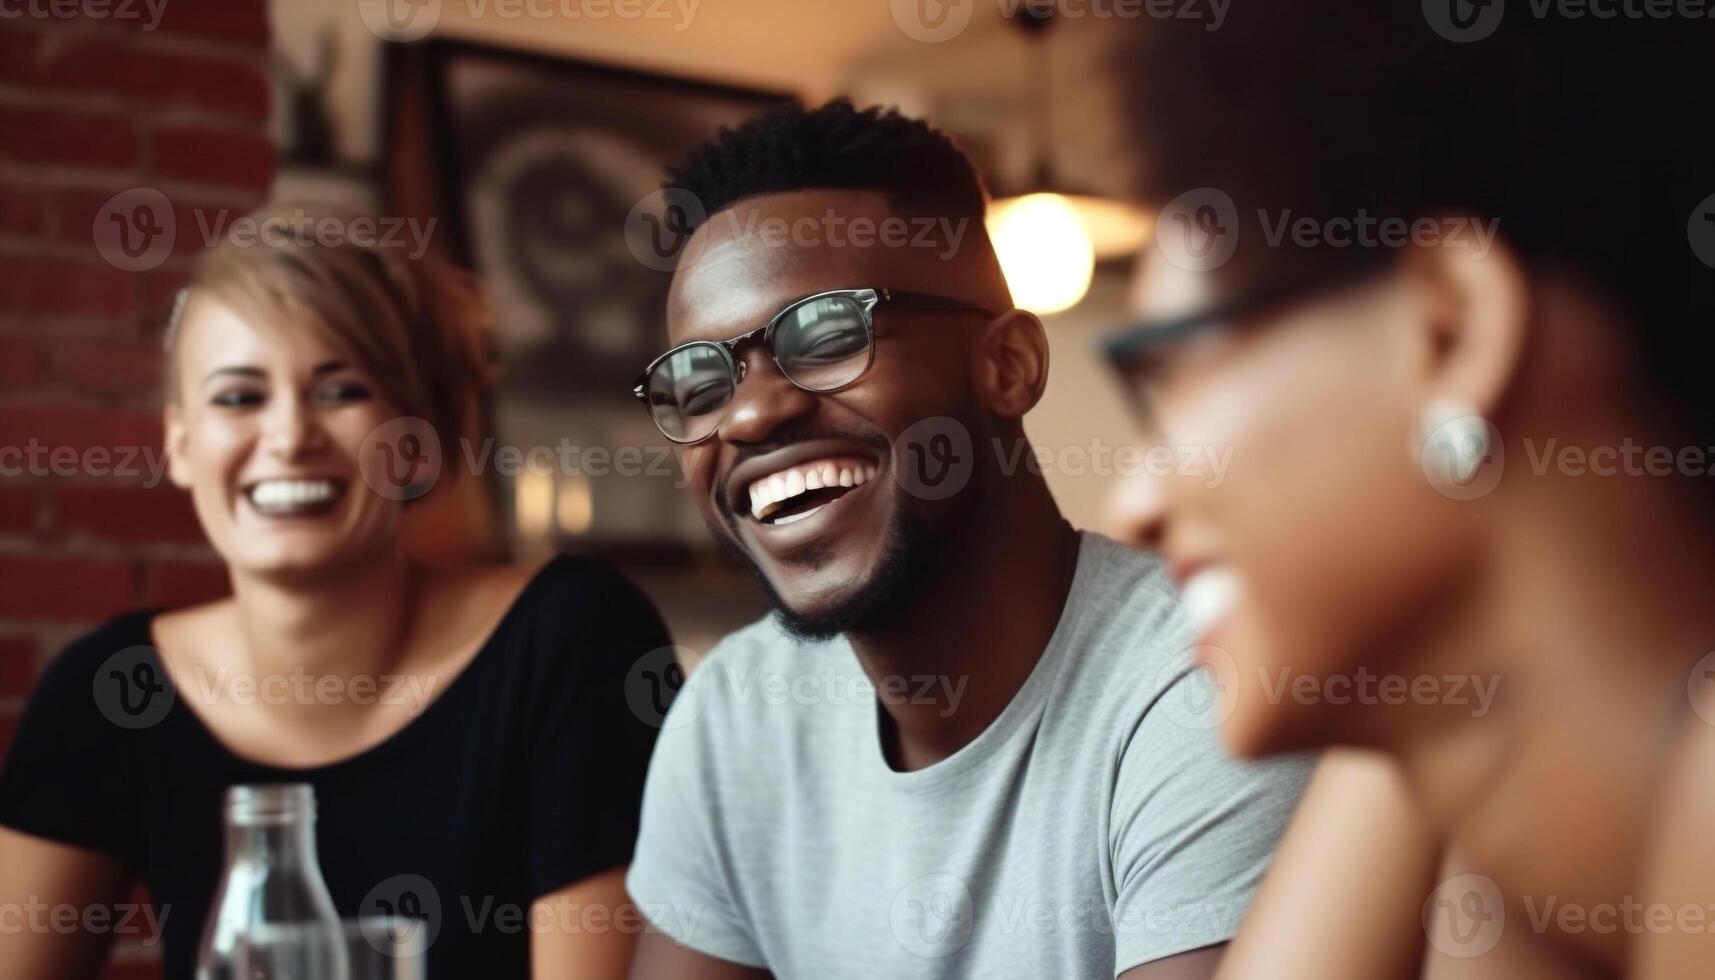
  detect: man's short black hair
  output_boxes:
[1110,6,1713,441]
[664,98,990,232]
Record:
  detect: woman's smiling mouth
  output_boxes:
[242,478,347,518]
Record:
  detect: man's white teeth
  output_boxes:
[749,461,877,522]
[771,507,820,527]
[1181,566,1242,637]
[249,479,338,509]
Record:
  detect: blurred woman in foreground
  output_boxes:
[1104,7,1714,978]
[0,206,670,978]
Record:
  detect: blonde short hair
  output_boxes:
[164,204,495,445]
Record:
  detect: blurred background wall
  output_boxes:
[0,5,1144,974]
[0,4,273,975]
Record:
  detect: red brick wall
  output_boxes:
[0,2,273,975]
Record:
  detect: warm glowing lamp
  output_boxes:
[988,193,1094,315]
[988,9,1148,315]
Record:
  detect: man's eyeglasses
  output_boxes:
[633,287,995,444]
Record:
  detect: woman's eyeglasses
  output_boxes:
[632,287,995,444]
[1100,263,1391,428]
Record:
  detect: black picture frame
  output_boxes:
[381,38,790,557]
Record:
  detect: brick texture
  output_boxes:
[0,12,271,977]
[0,634,38,697]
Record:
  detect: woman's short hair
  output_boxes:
[164,203,496,447]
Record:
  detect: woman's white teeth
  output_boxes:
[1181,566,1242,637]
[249,479,338,509]
[749,461,876,521]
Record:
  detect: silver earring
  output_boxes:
[1416,399,1491,488]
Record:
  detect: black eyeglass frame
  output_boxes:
[1099,262,1393,425]
[632,287,996,444]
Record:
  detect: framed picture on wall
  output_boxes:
[383,38,789,559]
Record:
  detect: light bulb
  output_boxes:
[987,193,1095,315]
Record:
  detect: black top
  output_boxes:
[0,555,672,979]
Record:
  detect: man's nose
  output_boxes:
[1106,467,1167,552]
[717,348,819,445]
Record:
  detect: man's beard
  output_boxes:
[713,503,940,642]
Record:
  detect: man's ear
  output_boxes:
[164,401,192,490]
[975,309,1051,421]
[1401,220,1530,420]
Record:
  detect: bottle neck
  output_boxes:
[224,819,319,870]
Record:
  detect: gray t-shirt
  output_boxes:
[627,532,1311,978]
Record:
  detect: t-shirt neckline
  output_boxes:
[853,532,1108,792]
[140,557,566,778]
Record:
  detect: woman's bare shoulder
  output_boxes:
[1632,720,1715,978]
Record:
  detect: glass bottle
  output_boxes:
[196,784,350,980]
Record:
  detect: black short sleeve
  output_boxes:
[0,612,153,861]
[517,557,673,899]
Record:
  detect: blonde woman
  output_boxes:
[0,207,670,979]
